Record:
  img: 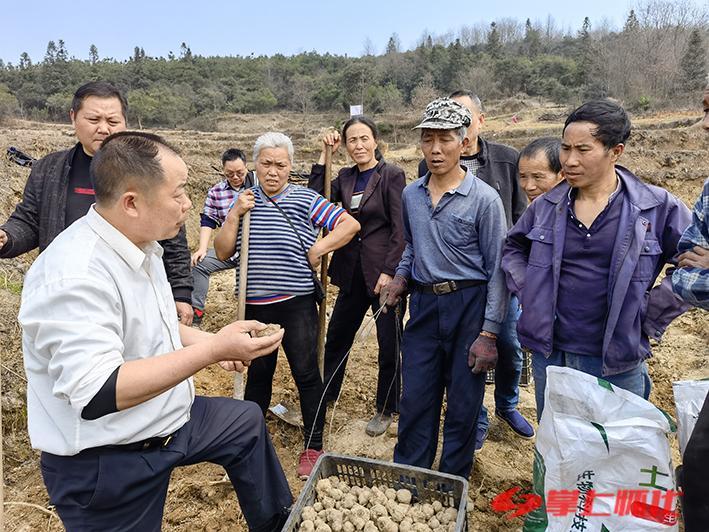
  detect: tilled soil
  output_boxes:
[1,106,707,531]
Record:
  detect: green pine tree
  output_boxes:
[487,22,501,58]
[681,29,706,91]
[623,10,639,33]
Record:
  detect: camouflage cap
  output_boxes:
[413,98,472,130]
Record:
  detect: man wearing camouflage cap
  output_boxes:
[420,91,532,450]
[380,98,508,478]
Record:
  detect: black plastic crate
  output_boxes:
[283,453,468,531]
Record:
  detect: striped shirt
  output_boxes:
[672,177,709,309]
[233,184,345,304]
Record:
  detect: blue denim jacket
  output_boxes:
[502,166,692,376]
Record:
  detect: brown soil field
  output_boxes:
[1,104,708,531]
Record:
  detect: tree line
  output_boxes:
[0,0,706,129]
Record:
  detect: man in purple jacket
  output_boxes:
[502,100,691,418]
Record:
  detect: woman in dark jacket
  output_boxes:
[309,116,406,436]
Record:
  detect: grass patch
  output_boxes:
[2,280,23,295]
[1,267,23,294]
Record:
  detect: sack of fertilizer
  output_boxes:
[524,366,679,532]
[672,379,709,456]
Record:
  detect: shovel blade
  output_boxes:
[268,402,304,427]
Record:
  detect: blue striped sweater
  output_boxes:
[232,184,345,303]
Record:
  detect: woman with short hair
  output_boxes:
[215,132,360,478]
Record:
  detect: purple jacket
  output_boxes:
[502,165,691,376]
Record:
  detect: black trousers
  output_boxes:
[679,392,709,531]
[245,294,326,450]
[323,263,404,415]
[40,397,292,532]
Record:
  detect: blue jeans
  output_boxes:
[478,296,523,432]
[532,350,652,421]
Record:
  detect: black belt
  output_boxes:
[106,433,175,452]
[412,279,485,295]
[74,433,176,455]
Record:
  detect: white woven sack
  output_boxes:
[672,379,709,456]
[524,366,678,532]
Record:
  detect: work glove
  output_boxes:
[379,274,408,314]
[468,333,498,374]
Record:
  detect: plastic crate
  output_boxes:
[486,349,532,386]
[283,453,468,531]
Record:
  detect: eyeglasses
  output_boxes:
[224,171,247,179]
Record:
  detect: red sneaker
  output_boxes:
[297,449,324,479]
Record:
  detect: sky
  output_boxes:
[0,0,684,63]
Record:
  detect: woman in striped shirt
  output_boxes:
[215,132,360,479]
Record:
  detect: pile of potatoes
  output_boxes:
[298,476,459,532]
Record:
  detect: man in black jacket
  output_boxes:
[0,81,193,324]
[419,90,534,449]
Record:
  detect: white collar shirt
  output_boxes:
[19,207,194,455]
